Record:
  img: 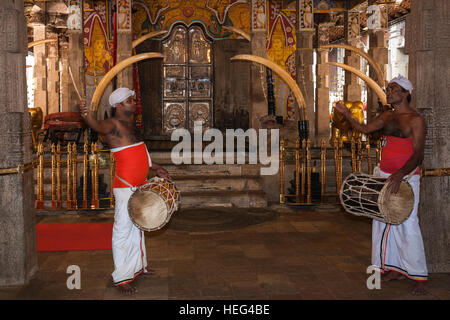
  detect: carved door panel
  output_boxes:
[162,25,213,134]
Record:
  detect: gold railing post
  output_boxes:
[35,143,44,209]
[306,139,312,204]
[56,142,62,209]
[320,139,326,204]
[110,151,115,208]
[279,139,285,204]
[338,138,343,192]
[72,143,78,209]
[332,138,339,194]
[301,139,306,199]
[51,143,56,209]
[295,138,300,203]
[356,138,362,172]
[351,137,356,172]
[82,141,88,209]
[366,139,372,174]
[376,139,382,166]
[66,143,72,209]
[91,142,99,209]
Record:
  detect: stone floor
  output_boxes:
[0,205,449,301]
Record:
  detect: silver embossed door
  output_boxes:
[162,25,213,134]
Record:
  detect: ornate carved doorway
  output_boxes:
[161,24,213,134]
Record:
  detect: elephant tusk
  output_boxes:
[327,62,387,106]
[320,44,385,87]
[90,52,164,113]
[28,39,57,48]
[222,26,251,42]
[231,54,307,120]
[132,30,168,49]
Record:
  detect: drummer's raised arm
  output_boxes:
[334,101,386,134]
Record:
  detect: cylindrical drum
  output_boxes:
[128,177,180,231]
[339,172,414,224]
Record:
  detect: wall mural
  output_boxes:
[83,1,113,84]
[132,0,250,40]
[267,0,296,120]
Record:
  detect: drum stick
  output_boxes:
[68,66,83,101]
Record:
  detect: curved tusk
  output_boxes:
[320,44,385,87]
[222,26,251,42]
[132,30,168,49]
[231,54,307,120]
[28,39,57,48]
[327,62,387,106]
[91,52,164,113]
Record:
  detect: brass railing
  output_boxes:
[279,137,382,205]
[34,141,115,211]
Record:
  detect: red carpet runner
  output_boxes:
[36,223,113,252]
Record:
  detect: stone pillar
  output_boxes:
[315,24,331,142]
[250,0,268,130]
[116,0,133,89]
[406,0,450,273]
[32,25,48,115]
[296,0,316,141]
[367,1,388,122]
[46,35,60,114]
[0,0,38,287]
[64,0,84,112]
[343,10,361,102]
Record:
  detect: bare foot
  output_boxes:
[117,283,137,295]
[141,268,156,277]
[412,281,428,295]
[381,271,406,282]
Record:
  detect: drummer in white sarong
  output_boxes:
[79,88,170,294]
[335,75,428,295]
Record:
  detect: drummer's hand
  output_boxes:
[387,171,403,194]
[156,167,170,179]
[334,101,349,117]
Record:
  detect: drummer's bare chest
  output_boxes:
[382,115,412,138]
[111,120,142,141]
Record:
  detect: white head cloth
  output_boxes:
[109,88,135,107]
[388,74,413,94]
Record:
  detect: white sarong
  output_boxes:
[110,142,151,286]
[371,169,428,281]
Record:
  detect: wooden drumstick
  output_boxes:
[68,66,83,101]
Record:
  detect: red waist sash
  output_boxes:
[112,142,150,188]
[380,136,420,174]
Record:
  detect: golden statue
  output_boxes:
[331,100,364,143]
[28,107,43,149]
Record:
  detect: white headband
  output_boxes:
[109,88,135,107]
[388,74,413,94]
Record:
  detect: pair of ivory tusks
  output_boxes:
[320,44,385,88]
[327,62,387,106]
[230,54,307,121]
[90,52,164,112]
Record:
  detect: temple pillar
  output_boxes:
[315,23,331,142]
[367,1,388,122]
[296,0,315,141]
[64,0,84,112]
[32,25,48,115]
[116,0,133,89]
[406,0,450,273]
[344,10,361,102]
[250,0,268,130]
[46,34,60,114]
[0,0,38,286]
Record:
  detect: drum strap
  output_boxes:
[115,174,136,190]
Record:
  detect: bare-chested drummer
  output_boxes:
[79,88,169,295]
[335,75,428,295]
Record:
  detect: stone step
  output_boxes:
[171,175,263,192]
[178,191,268,208]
